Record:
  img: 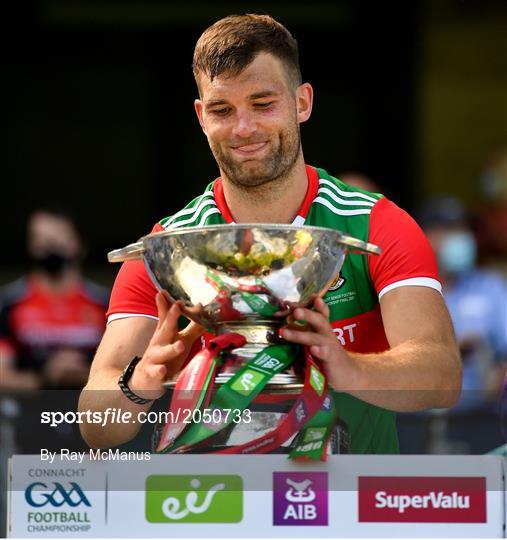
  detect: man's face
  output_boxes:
[28,212,81,259]
[194,52,312,188]
[424,223,477,276]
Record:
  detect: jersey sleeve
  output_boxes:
[106,223,164,323]
[367,197,441,298]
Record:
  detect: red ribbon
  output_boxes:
[156,333,245,452]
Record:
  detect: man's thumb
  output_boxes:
[180,321,205,343]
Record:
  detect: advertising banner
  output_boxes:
[7,454,506,538]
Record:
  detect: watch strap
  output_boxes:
[118,356,153,405]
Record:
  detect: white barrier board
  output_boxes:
[7,454,506,538]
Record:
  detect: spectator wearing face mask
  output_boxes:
[476,150,507,263]
[417,197,507,413]
[0,208,108,390]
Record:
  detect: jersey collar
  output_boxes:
[213,165,319,225]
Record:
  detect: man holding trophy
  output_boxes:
[79,14,461,455]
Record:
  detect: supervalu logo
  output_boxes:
[358,476,486,523]
[146,475,243,523]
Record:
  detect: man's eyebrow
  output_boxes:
[249,90,278,100]
[205,99,228,108]
[205,90,279,108]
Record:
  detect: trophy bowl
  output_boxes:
[108,223,380,323]
[108,224,380,389]
[108,223,380,451]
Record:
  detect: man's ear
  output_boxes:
[194,99,207,134]
[296,82,313,124]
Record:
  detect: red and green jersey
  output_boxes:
[108,165,440,453]
[0,276,108,371]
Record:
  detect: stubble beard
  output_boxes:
[209,121,302,191]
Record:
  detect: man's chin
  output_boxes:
[230,170,279,188]
[222,161,279,188]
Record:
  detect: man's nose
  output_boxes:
[232,110,256,139]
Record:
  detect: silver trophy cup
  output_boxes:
[108,224,380,453]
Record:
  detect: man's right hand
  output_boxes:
[79,292,204,448]
[129,292,204,400]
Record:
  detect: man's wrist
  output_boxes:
[332,349,363,393]
[118,357,155,404]
[127,357,166,401]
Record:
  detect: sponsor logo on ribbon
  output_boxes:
[230,369,264,396]
[309,365,325,396]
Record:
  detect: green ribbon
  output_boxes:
[158,268,338,459]
[238,291,279,317]
[289,393,338,460]
[206,269,280,317]
[160,343,297,453]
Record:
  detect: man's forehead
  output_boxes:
[198,52,291,102]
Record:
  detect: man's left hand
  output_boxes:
[280,297,355,392]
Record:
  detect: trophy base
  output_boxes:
[152,400,350,455]
[163,377,303,392]
[163,323,305,392]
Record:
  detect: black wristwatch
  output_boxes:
[118,356,153,405]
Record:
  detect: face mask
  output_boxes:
[438,231,477,275]
[30,252,76,278]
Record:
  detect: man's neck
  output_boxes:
[221,155,308,224]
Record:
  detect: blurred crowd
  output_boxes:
[0,154,506,458]
[343,151,507,455]
[0,208,108,391]
[0,208,108,461]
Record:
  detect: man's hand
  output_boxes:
[280,297,354,392]
[80,292,204,448]
[129,292,204,400]
[280,287,462,412]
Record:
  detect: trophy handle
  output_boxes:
[340,234,382,256]
[107,241,145,263]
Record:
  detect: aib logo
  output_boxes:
[25,482,91,508]
[273,472,328,526]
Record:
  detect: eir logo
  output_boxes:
[25,482,91,508]
[358,477,486,523]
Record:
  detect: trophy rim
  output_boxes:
[147,222,332,235]
[142,223,381,256]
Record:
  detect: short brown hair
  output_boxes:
[193,14,302,91]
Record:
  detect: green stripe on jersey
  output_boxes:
[308,168,382,319]
[155,168,399,454]
[159,182,226,230]
[307,169,398,455]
